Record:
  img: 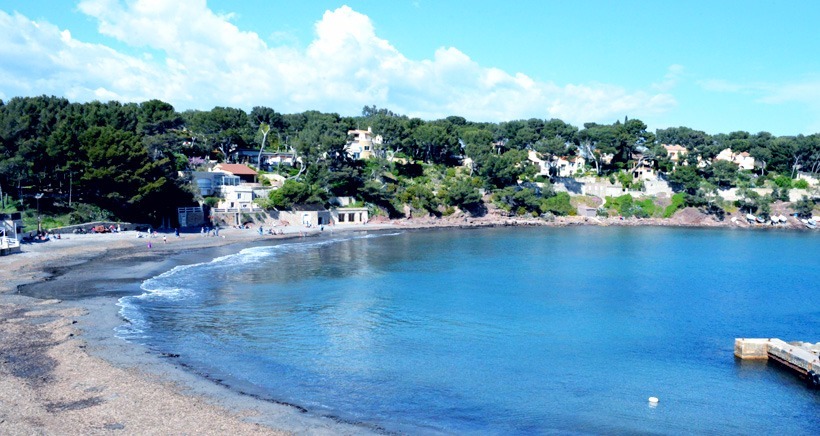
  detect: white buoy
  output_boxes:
[648,396,659,404]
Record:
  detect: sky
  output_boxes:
[1,0,819,136]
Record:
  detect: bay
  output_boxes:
[118,227,820,434]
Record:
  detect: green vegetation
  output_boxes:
[0,97,818,229]
[663,193,686,218]
[603,195,658,218]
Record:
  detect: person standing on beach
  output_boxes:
[163,235,167,244]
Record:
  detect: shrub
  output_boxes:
[541,192,575,216]
[773,175,793,189]
[664,193,686,218]
[794,179,809,189]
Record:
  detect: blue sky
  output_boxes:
[1,0,819,135]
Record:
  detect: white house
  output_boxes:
[346,127,383,159]
[527,150,586,177]
[662,144,688,166]
[554,156,586,177]
[715,148,755,170]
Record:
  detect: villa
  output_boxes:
[662,144,688,167]
[346,127,383,160]
[715,148,756,170]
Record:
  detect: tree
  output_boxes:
[655,126,711,150]
[697,180,724,218]
[265,179,324,209]
[703,160,738,189]
[442,177,483,214]
[736,185,760,214]
[256,123,271,169]
[668,165,701,195]
[793,196,815,218]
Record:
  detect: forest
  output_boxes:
[0,96,818,227]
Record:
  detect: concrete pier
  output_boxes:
[735,338,820,388]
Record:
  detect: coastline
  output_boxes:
[0,215,814,434]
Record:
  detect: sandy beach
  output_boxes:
[0,212,812,434]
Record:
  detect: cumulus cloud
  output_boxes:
[0,1,677,125]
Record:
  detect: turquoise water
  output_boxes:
[118,227,820,434]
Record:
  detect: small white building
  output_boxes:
[715,148,755,170]
[331,207,369,225]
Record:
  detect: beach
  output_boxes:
[0,225,396,435]
[0,212,813,434]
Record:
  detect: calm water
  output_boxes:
[117,227,820,434]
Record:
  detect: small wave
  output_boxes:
[115,231,403,341]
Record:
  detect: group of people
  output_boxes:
[201,226,220,237]
[258,226,284,235]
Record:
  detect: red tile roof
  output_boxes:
[215,163,258,176]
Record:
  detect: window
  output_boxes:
[348,213,355,222]
[339,214,345,222]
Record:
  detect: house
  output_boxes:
[662,144,688,166]
[631,155,657,181]
[192,164,267,227]
[331,207,369,225]
[715,148,755,171]
[277,204,332,227]
[346,127,382,159]
[527,151,586,178]
[213,163,258,183]
[267,152,297,167]
[554,156,586,177]
[527,150,549,176]
[734,152,755,171]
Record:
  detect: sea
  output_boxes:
[116,226,820,434]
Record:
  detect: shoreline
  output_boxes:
[0,216,815,434]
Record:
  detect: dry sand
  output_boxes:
[0,213,811,434]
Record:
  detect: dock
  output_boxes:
[735,338,820,388]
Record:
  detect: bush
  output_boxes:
[541,192,575,216]
[794,179,809,189]
[664,193,686,218]
[604,195,655,218]
[773,175,793,189]
[793,196,815,218]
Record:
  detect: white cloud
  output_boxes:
[699,76,820,106]
[652,64,684,91]
[757,79,820,106]
[0,1,678,126]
